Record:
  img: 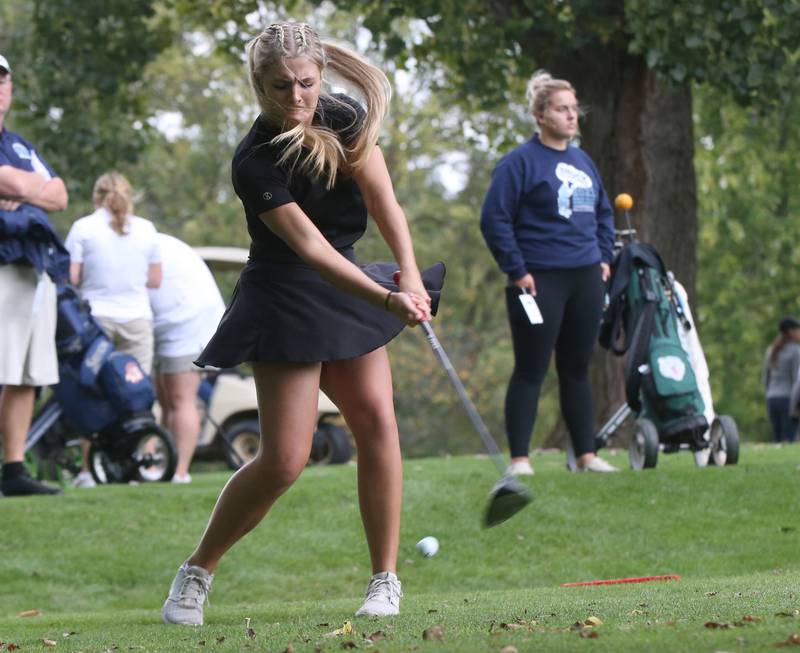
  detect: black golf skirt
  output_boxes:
[196,254,445,367]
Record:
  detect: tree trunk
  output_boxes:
[523,48,698,449]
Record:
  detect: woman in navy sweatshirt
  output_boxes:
[480,70,618,474]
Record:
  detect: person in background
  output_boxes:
[149,232,226,484]
[762,316,800,443]
[480,70,618,475]
[0,53,69,497]
[65,172,162,487]
[161,21,443,627]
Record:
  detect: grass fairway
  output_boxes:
[1,444,798,652]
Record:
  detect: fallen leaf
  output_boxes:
[705,592,718,597]
[340,642,357,650]
[501,646,519,653]
[629,609,644,616]
[216,636,226,644]
[8,645,20,651]
[198,641,206,646]
[281,645,294,653]
[773,633,800,647]
[422,625,445,641]
[704,621,730,629]
[776,611,800,618]
[17,609,40,617]
[569,622,584,631]
[427,609,438,614]
[62,632,77,638]
[368,630,386,641]
[323,621,354,638]
[317,623,330,628]
[580,630,599,639]
[245,617,256,639]
[499,623,524,631]
[584,616,603,627]
[41,639,57,647]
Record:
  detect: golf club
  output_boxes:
[412,314,530,527]
[392,271,530,526]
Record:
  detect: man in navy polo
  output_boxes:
[0,53,69,496]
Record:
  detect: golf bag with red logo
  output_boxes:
[25,284,176,484]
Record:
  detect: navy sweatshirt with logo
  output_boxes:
[480,134,615,280]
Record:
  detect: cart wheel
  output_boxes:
[629,418,659,470]
[223,419,260,470]
[309,423,352,465]
[89,424,176,483]
[709,415,740,466]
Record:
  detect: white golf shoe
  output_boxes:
[506,460,535,476]
[579,456,620,473]
[355,571,402,616]
[162,563,213,626]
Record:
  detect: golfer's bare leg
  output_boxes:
[321,347,401,574]
[0,385,36,463]
[186,361,320,572]
[160,371,202,478]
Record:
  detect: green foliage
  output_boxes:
[1,449,799,652]
[626,0,800,102]
[694,81,800,440]
[4,0,174,200]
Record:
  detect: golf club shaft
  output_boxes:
[420,320,508,476]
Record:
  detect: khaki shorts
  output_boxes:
[96,316,154,375]
[153,352,201,375]
[0,264,58,386]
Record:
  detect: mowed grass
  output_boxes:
[1,444,799,652]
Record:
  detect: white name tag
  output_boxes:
[519,291,543,325]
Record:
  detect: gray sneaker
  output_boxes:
[355,571,402,616]
[161,564,213,626]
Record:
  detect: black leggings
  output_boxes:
[504,264,604,458]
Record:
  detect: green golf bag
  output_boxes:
[600,242,708,444]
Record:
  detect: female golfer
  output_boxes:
[162,22,443,625]
[480,70,617,475]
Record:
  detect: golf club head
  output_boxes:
[483,475,532,528]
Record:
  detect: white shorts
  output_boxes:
[0,264,58,386]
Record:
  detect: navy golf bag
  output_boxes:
[26,284,176,484]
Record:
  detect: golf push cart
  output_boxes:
[572,194,740,471]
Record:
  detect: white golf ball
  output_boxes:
[416,536,439,558]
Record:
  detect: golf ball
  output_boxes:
[416,536,439,558]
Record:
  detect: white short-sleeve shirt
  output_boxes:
[149,233,226,358]
[65,207,161,321]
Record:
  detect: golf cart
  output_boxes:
[190,246,352,469]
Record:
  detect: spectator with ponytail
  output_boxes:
[160,21,442,626]
[480,70,618,475]
[762,317,800,442]
[65,171,162,487]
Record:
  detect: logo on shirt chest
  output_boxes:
[262,192,273,201]
[12,142,32,161]
[555,162,594,219]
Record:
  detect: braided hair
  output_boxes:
[247,22,390,188]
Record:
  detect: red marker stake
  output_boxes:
[561,574,681,587]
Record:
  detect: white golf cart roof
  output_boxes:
[194,246,249,271]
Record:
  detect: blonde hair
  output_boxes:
[247,22,390,188]
[525,70,579,131]
[93,172,133,235]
